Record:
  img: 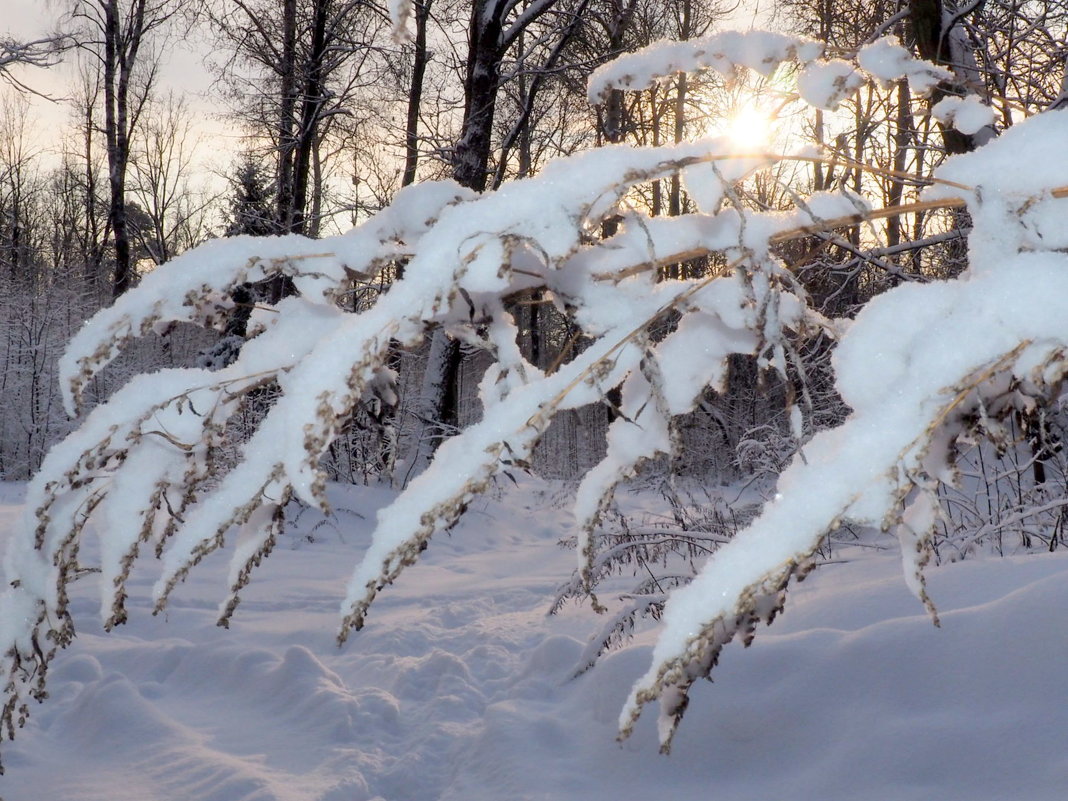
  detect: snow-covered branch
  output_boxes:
[3,28,1066,765]
[0,35,70,94]
[620,108,1068,748]
[0,36,68,72]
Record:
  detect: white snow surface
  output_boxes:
[796,59,865,111]
[857,36,951,94]
[930,95,997,136]
[8,49,1068,796]
[929,108,1068,198]
[1,478,1067,800]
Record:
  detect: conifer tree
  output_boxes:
[224,153,277,238]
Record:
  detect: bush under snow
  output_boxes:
[4,24,1068,765]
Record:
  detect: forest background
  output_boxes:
[0,2,1066,789]
[0,0,1066,640]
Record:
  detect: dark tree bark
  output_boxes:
[597,1,637,149]
[885,78,913,251]
[276,0,299,232]
[401,0,432,189]
[909,0,981,155]
[289,0,331,235]
[451,1,506,192]
[102,0,147,296]
[451,0,562,191]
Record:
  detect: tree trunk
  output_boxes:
[427,0,506,455]
[378,1,433,481]
[103,0,132,296]
[909,0,978,155]
[291,0,331,236]
[886,78,912,252]
[452,0,505,192]
[422,0,564,458]
[597,0,638,421]
[667,0,691,229]
[410,328,462,475]
[276,0,298,231]
[401,0,431,189]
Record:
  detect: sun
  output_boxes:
[724,103,774,151]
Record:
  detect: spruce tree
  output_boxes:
[225,153,277,238]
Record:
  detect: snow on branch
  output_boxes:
[588,30,950,111]
[0,36,69,72]
[619,109,1068,749]
[1,32,1065,766]
[0,35,71,94]
[387,0,414,43]
[0,121,831,751]
[58,181,474,414]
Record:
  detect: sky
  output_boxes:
[2,0,235,177]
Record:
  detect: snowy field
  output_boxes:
[1,477,1067,801]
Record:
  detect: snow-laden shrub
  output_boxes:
[4,24,1068,764]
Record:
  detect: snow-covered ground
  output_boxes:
[1,477,1066,801]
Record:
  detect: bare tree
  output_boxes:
[0,93,42,284]
[128,91,213,266]
[61,63,112,290]
[206,0,386,236]
[65,0,183,296]
[400,0,433,189]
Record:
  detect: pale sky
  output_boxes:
[2,0,235,174]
